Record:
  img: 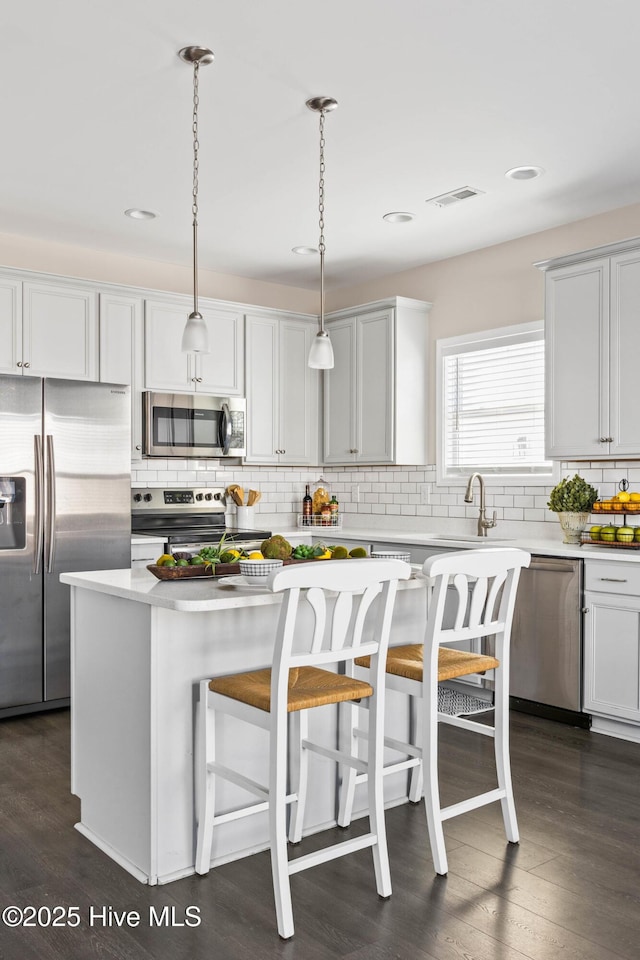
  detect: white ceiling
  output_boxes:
[3,0,640,291]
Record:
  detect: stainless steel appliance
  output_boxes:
[510,555,585,723]
[143,392,246,458]
[0,375,131,717]
[131,486,270,555]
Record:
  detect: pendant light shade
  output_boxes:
[308,330,334,369]
[181,311,209,353]
[306,96,338,370]
[179,45,214,355]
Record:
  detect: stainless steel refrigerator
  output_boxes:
[0,375,131,717]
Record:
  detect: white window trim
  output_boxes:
[436,321,560,487]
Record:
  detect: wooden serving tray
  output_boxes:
[147,563,216,580]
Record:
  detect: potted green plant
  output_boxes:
[547,474,599,543]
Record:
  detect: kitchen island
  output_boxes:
[61,566,424,885]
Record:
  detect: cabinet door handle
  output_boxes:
[197,377,203,383]
[350,448,359,454]
[192,377,198,383]
[24,362,30,368]
[581,607,589,614]
[600,436,614,443]
[17,361,23,367]
[135,444,141,451]
[599,577,628,582]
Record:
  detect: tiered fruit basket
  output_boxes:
[582,498,640,549]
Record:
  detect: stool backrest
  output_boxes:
[421,547,530,667]
[268,558,411,706]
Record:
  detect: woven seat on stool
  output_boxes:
[355,645,499,683]
[209,666,373,713]
[339,547,530,877]
[194,557,411,940]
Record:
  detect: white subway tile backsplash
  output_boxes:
[131,459,640,532]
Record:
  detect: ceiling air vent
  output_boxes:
[426,186,485,208]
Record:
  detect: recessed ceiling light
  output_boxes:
[292,245,318,255]
[383,211,415,223]
[124,208,158,220]
[505,166,544,181]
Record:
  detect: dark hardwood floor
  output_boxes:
[1,708,638,959]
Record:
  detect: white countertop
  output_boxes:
[275,526,640,563]
[60,565,424,612]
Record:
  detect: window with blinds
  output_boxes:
[438,323,554,481]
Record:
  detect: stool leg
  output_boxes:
[367,687,392,898]
[337,700,359,827]
[494,667,519,843]
[288,710,308,844]
[195,684,216,875]
[423,676,448,875]
[408,695,423,803]
[270,710,294,939]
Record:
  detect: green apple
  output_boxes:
[600,525,617,542]
[635,527,640,542]
[589,525,602,541]
[616,526,634,543]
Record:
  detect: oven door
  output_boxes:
[143,393,246,458]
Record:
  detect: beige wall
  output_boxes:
[328,201,640,460]
[0,231,318,315]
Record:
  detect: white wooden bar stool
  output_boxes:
[194,557,410,939]
[338,547,530,875]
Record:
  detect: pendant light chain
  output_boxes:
[191,60,201,315]
[318,108,327,333]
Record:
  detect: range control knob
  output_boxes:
[133,493,142,502]
[143,493,153,502]
[196,493,204,501]
[204,493,213,500]
[213,492,222,501]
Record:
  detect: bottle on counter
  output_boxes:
[329,495,339,525]
[302,484,312,525]
[320,503,332,526]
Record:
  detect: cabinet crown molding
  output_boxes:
[535,235,640,272]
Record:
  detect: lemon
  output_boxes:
[248,551,264,560]
[227,548,242,559]
[617,491,631,503]
[156,554,174,567]
[630,493,640,502]
[316,550,332,560]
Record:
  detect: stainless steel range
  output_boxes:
[131,486,271,553]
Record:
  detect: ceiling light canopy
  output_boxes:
[505,165,544,181]
[306,96,338,371]
[383,211,415,223]
[179,45,214,355]
[292,246,319,255]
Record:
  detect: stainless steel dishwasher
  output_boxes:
[509,554,587,725]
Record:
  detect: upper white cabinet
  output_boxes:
[245,313,319,465]
[538,239,640,459]
[323,298,431,465]
[99,293,144,460]
[144,297,244,396]
[0,278,98,380]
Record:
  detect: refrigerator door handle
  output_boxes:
[34,434,44,575]
[45,434,57,574]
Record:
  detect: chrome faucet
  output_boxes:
[464,473,498,537]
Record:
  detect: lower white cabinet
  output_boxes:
[583,559,640,735]
[99,293,144,460]
[245,313,319,465]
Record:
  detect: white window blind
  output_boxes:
[439,324,553,480]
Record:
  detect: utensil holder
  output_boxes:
[235,506,255,529]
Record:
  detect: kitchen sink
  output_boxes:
[429,534,516,543]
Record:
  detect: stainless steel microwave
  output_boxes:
[143,392,246,458]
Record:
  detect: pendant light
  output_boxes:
[179,46,214,354]
[306,97,338,370]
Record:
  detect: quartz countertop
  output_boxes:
[274,526,640,563]
[60,565,423,612]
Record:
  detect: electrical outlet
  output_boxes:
[353,483,360,503]
[419,483,431,505]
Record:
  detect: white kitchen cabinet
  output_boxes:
[244,312,319,465]
[538,239,640,459]
[144,297,244,396]
[323,298,431,465]
[0,278,98,380]
[99,293,144,460]
[583,559,640,740]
